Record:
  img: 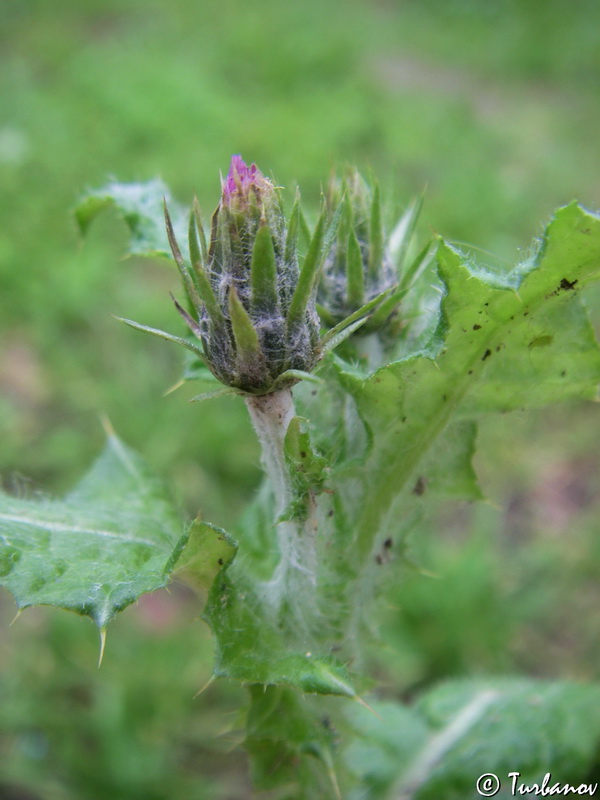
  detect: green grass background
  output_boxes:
[1,0,600,797]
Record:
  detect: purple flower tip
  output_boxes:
[222,154,270,206]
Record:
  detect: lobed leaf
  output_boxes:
[203,557,360,697]
[334,203,600,571]
[170,519,237,589]
[345,679,600,800]
[0,434,185,628]
[75,178,188,259]
[246,685,341,799]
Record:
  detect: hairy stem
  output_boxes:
[245,389,296,516]
[245,389,317,616]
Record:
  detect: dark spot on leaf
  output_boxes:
[529,334,553,349]
[375,554,384,565]
[496,345,501,352]
[300,451,307,458]
[384,537,393,549]
[218,558,224,566]
[401,416,406,423]
[468,370,473,375]
[327,509,334,517]
[473,324,481,331]
[484,302,489,307]
[523,311,529,316]
[311,390,317,396]
[374,377,381,383]
[580,228,591,235]
[559,277,578,291]
[413,476,427,496]
[482,349,492,361]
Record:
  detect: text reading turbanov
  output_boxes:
[476,772,598,797]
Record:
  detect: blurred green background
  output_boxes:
[1,0,600,797]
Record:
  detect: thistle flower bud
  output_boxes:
[166,156,327,395]
[318,169,427,336]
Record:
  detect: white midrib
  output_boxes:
[0,513,161,548]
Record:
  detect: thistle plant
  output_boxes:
[113,157,390,626]
[3,159,600,799]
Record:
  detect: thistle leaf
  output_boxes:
[75,178,187,259]
[203,565,360,697]
[247,685,341,799]
[345,679,600,800]
[170,519,237,588]
[333,203,600,575]
[0,434,185,628]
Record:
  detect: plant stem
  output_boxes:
[245,389,295,519]
[245,388,317,617]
